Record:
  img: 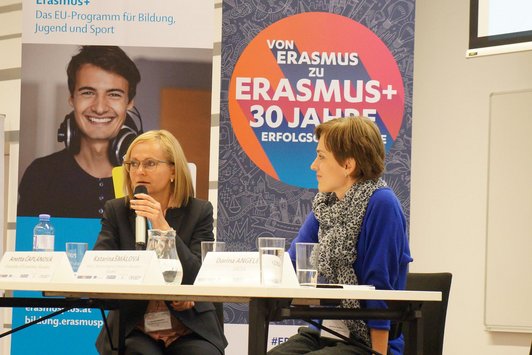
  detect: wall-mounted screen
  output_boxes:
[468,0,532,57]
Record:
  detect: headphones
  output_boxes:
[57,107,143,166]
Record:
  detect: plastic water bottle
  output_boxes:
[33,214,55,252]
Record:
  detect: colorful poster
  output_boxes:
[219,1,415,352]
[15,1,213,354]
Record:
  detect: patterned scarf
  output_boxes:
[313,178,387,347]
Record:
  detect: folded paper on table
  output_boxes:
[194,251,299,287]
[75,250,165,284]
[0,251,74,282]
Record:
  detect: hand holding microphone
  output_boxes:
[131,185,171,250]
[133,185,148,250]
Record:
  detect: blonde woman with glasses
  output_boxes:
[94,130,227,355]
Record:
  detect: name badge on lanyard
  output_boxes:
[144,311,172,332]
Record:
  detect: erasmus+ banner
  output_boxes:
[15,1,213,354]
[219,1,415,351]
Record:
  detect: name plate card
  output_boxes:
[195,252,259,285]
[75,250,165,284]
[0,251,74,282]
[194,252,299,287]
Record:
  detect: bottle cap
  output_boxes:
[38,214,51,220]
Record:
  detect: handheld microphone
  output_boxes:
[133,185,148,250]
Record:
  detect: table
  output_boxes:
[0,281,441,355]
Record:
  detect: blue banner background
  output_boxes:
[12,217,102,355]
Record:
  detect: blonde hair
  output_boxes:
[122,130,194,207]
[315,116,385,180]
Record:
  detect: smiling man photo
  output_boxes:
[17,45,142,219]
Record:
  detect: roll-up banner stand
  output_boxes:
[14,2,213,354]
[218,2,416,353]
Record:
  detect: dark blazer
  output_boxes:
[94,197,227,354]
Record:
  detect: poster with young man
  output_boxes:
[14,1,213,354]
[218,1,416,352]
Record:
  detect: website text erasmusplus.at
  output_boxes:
[24,315,104,328]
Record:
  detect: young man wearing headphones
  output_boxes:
[17,46,142,219]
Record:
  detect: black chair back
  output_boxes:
[403,272,452,355]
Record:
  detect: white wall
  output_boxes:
[410,0,532,354]
[1,0,531,354]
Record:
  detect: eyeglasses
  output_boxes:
[123,159,174,172]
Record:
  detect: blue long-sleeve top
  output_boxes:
[288,187,413,354]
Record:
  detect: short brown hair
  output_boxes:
[315,116,385,180]
[67,45,140,102]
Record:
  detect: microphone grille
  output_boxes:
[134,185,148,195]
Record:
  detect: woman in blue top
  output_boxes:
[268,117,412,355]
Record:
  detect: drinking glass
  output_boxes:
[65,242,88,273]
[257,237,285,286]
[296,243,320,287]
[201,241,226,262]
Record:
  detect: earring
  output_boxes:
[344,172,348,177]
[170,178,174,183]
